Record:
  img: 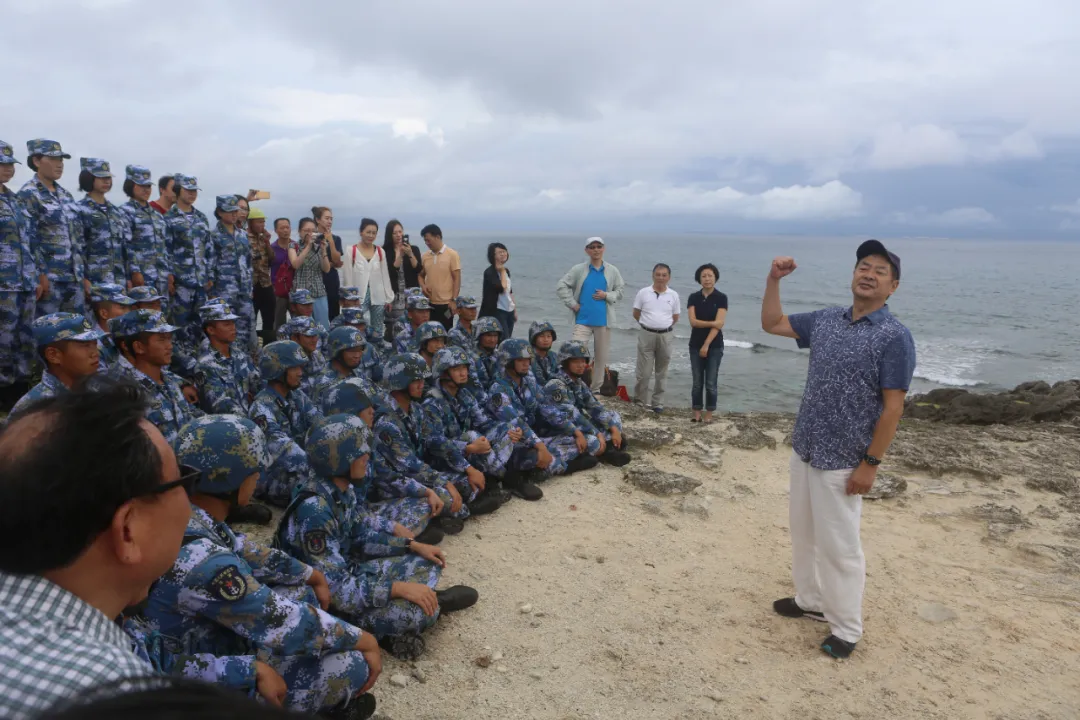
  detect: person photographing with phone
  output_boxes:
[384,220,425,341]
[288,218,332,329]
[312,207,344,322]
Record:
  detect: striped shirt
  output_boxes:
[0,571,153,719]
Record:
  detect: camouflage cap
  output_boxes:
[32,313,106,347]
[407,295,432,311]
[202,296,230,307]
[259,340,308,381]
[455,295,478,309]
[334,307,367,327]
[288,289,314,305]
[215,194,240,212]
[529,320,557,345]
[108,310,178,338]
[306,414,373,479]
[497,338,534,367]
[433,346,472,379]
[556,339,591,364]
[173,173,200,191]
[327,326,366,359]
[200,303,240,323]
[321,378,373,416]
[404,287,425,301]
[384,352,430,391]
[125,165,152,186]
[27,138,71,159]
[174,414,268,495]
[286,316,320,338]
[80,157,112,178]
[473,315,503,340]
[126,285,166,303]
[89,283,135,306]
[414,321,448,348]
[339,287,362,302]
[0,141,20,165]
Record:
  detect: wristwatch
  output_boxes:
[404,538,413,548]
[862,453,881,466]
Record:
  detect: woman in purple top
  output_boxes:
[270,217,293,335]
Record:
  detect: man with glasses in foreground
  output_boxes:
[0,381,194,719]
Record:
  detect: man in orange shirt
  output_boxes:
[419,224,461,331]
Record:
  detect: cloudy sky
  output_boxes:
[4,0,1079,238]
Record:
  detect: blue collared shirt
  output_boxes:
[788,305,916,470]
[575,264,608,327]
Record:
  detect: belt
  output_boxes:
[640,325,673,334]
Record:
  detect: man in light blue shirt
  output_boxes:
[555,237,625,391]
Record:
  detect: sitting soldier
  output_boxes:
[276,414,478,660]
[546,340,631,466]
[423,346,543,501]
[393,295,432,355]
[11,313,104,414]
[110,309,202,444]
[331,308,384,381]
[311,326,373,406]
[471,316,503,393]
[144,414,381,717]
[339,286,362,310]
[411,321,448,376]
[87,283,135,372]
[127,284,166,312]
[447,295,479,355]
[195,303,262,416]
[249,341,324,507]
[528,321,559,386]
[282,315,328,397]
[486,338,598,478]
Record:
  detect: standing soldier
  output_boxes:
[75,158,130,287]
[209,194,255,354]
[18,139,86,318]
[119,165,173,314]
[163,173,211,379]
[0,141,39,410]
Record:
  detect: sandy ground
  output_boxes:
[245,407,1080,720]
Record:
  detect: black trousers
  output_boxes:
[253,285,276,347]
[430,303,453,330]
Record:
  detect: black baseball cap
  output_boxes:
[856,239,901,280]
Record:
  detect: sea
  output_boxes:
[416,233,1079,414]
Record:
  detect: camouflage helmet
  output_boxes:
[433,346,472,379]
[473,316,503,341]
[497,338,534,369]
[259,340,308,382]
[529,320,557,345]
[556,340,592,365]
[174,414,267,495]
[543,377,574,405]
[333,307,367,328]
[306,414,373,479]
[327,326,366,360]
[413,321,448,352]
[321,377,373,416]
[384,352,430,391]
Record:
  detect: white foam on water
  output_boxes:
[913,338,988,388]
[724,339,754,349]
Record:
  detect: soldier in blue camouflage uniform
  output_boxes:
[10,313,105,415]
[18,139,87,318]
[0,140,39,408]
[127,284,166,311]
[276,415,477,660]
[486,338,598,478]
[88,283,134,372]
[448,295,479,356]
[392,295,432,354]
[423,346,544,501]
[119,165,173,314]
[145,415,380,715]
[471,315,504,395]
[546,340,631,465]
[332,308,384,382]
[339,286,362,309]
[208,194,256,354]
[195,303,262,415]
[310,326,381,407]
[163,173,212,379]
[75,158,131,286]
[248,340,324,506]
[529,320,559,386]
[282,287,329,353]
[110,309,203,444]
[280,315,328,397]
[411,321,449,377]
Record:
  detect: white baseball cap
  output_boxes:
[585,236,605,247]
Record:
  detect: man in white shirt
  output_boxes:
[632,263,680,413]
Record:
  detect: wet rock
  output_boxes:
[906,379,1080,425]
[624,464,702,495]
[728,421,777,451]
[865,472,908,500]
[630,427,678,450]
[696,446,725,471]
[678,496,711,519]
[918,602,958,623]
[782,432,793,447]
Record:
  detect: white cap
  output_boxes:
[585,236,605,246]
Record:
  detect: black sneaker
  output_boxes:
[436,585,479,613]
[436,516,465,535]
[600,449,631,467]
[772,597,826,622]
[821,634,857,659]
[505,477,543,501]
[413,525,445,545]
[378,633,426,661]
[322,692,376,720]
[566,454,600,474]
[467,494,501,516]
[485,485,513,506]
[225,503,273,526]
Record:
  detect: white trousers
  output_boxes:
[789,453,865,643]
[571,324,610,391]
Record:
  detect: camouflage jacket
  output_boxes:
[371,395,439,499]
[123,615,257,692]
[556,370,622,433]
[488,370,577,438]
[447,322,476,356]
[10,371,68,415]
[249,386,322,476]
[163,206,211,288]
[75,196,130,284]
[113,356,203,444]
[0,185,37,291]
[119,199,171,280]
[531,351,559,387]
[18,175,83,283]
[97,333,121,374]
[195,345,263,415]
[209,221,253,299]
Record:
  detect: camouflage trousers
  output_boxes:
[233,296,257,354]
[583,427,625,456]
[36,281,86,318]
[169,283,205,357]
[142,271,171,315]
[513,435,581,477]
[370,496,434,535]
[266,649,371,713]
[342,555,441,638]
[0,291,35,386]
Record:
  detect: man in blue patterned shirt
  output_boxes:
[761,239,916,660]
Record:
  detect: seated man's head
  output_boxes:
[307,414,373,484]
[32,313,104,383]
[406,295,432,328]
[529,321,557,353]
[499,339,533,379]
[327,326,366,371]
[175,415,267,513]
[288,289,315,318]
[338,287,362,309]
[433,346,471,389]
[258,341,309,393]
[455,295,478,323]
[287,317,321,357]
[473,316,503,352]
[126,285,165,312]
[386,353,429,400]
[415,321,448,360]
[557,341,591,378]
[200,304,239,347]
[322,378,375,428]
[89,284,134,329]
[110,311,177,368]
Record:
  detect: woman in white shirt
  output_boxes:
[339,218,395,337]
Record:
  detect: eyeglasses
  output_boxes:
[138,464,200,498]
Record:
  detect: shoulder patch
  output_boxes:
[253,415,268,430]
[492,393,503,408]
[379,430,393,446]
[209,564,248,602]
[304,530,328,556]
